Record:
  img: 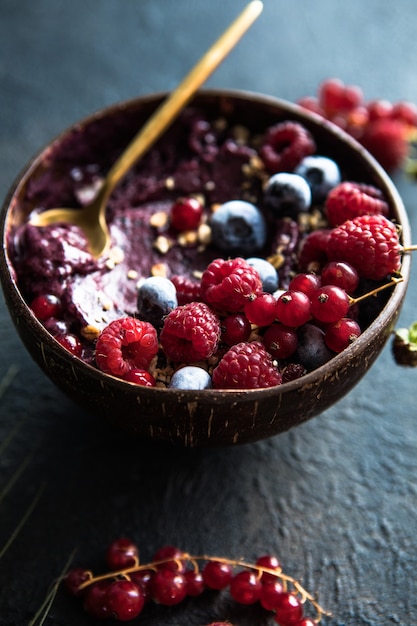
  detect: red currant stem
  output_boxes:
[350,275,404,306]
[76,553,331,620]
[401,244,417,253]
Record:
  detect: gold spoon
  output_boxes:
[29,1,263,258]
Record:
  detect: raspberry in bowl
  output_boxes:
[0,90,411,446]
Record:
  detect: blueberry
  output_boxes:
[246,257,279,293]
[296,323,334,371]
[137,276,177,329]
[264,172,311,218]
[210,200,267,255]
[169,366,212,390]
[294,155,341,204]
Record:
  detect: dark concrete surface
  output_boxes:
[1,1,417,624]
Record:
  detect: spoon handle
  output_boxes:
[105,0,263,190]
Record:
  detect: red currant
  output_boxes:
[295,618,317,626]
[56,333,83,357]
[367,99,393,122]
[325,317,361,352]
[288,272,321,298]
[273,591,304,625]
[152,545,185,572]
[276,290,312,327]
[64,568,91,597]
[263,324,298,360]
[221,313,252,346]
[106,579,144,621]
[202,560,233,590]
[30,294,61,320]
[310,285,350,323]
[123,368,156,386]
[129,569,154,602]
[391,100,417,126]
[83,581,111,619]
[255,554,282,583]
[259,580,284,611]
[320,261,359,294]
[244,293,277,326]
[106,537,139,570]
[150,569,187,606]
[170,196,203,231]
[184,569,206,596]
[229,570,262,605]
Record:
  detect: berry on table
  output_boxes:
[95,317,158,377]
[212,341,282,389]
[255,554,282,583]
[263,172,312,218]
[360,117,409,172]
[152,545,186,572]
[150,569,187,606]
[105,579,145,621]
[318,77,363,117]
[259,580,284,611]
[273,591,304,625]
[160,301,221,362]
[294,154,341,204]
[229,570,262,605]
[184,569,206,596]
[202,560,233,590]
[201,257,263,314]
[210,200,267,255]
[64,568,91,597]
[106,537,139,571]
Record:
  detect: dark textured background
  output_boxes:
[1,1,417,624]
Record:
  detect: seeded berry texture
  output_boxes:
[200,257,263,314]
[95,318,158,377]
[326,214,401,280]
[160,302,221,363]
[259,121,316,173]
[212,341,282,389]
[325,181,389,227]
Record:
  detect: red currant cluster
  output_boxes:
[64,539,329,625]
[297,77,417,172]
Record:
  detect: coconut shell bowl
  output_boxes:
[0,90,411,447]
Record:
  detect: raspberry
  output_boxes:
[212,341,282,389]
[160,302,221,363]
[325,181,389,227]
[326,214,401,280]
[259,121,316,173]
[297,229,332,272]
[360,118,409,172]
[95,317,158,377]
[200,257,263,314]
[170,274,202,305]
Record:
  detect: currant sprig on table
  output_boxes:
[64,539,330,625]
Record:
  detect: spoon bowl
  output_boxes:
[28,0,263,258]
[0,89,411,447]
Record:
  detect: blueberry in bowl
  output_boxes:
[0,89,411,446]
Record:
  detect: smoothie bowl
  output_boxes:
[0,90,411,446]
